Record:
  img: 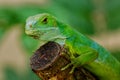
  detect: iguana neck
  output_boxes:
[57,21,75,37]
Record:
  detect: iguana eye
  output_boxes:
[42,18,48,24]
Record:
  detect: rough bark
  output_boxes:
[30,41,97,80]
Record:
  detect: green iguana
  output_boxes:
[25,13,120,80]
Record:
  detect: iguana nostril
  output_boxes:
[30,24,32,28]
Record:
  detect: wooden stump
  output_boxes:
[30,41,97,80]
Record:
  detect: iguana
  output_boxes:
[25,13,120,80]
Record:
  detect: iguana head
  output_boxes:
[25,13,61,41]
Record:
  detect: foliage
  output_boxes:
[4,67,40,80]
[105,0,120,30]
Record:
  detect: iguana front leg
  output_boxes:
[61,46,98,73]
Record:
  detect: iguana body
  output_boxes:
[25,13,120,80]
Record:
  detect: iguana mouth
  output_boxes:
[29,35,39,39]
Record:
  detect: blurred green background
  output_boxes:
[0,0,120,80]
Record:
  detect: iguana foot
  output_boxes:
[61,63,73,71]
[61,62,77,74]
